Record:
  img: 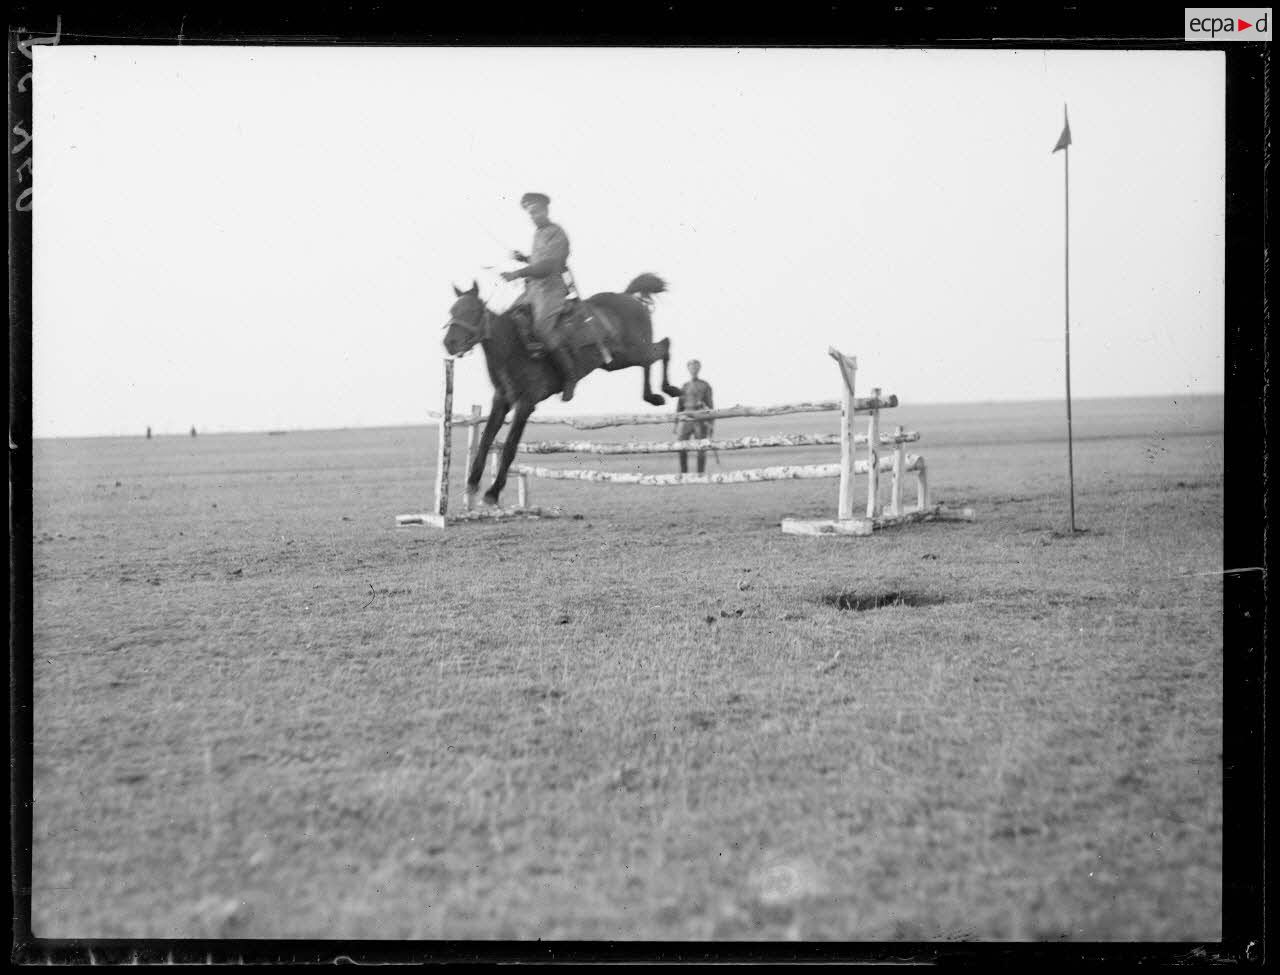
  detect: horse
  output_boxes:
[443,273,681,508]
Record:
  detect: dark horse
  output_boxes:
[443,273,681,508]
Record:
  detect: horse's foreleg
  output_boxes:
[469,396,508,508]
[484,400,534,506]
[656,337,682,398]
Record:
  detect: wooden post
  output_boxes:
[866,387,881,519]
[917,462,929,511]
[434,358,455,519]
[891,424,905,516]
[517,472,529,508]
[465,404,482,487]
[828,348,857,521]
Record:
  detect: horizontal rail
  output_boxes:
[510,463,842,485]
[426,410,500,428]
[506,430,920,456]
[563,396,898,429]
[427,395,898,430]
[511,454,921,486]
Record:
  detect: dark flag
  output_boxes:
[1052,109,1072,153]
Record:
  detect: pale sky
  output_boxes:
[32,47,1225,438]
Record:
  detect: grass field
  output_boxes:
[29,395,1224,941]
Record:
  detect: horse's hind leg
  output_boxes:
[655,337,681,398]
[641,363,664,407]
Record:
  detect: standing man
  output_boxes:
[501,192,578,402]
[675,359,715,474]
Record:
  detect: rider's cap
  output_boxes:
[520,192,550,207]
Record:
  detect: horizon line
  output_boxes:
[30,390,1226,441]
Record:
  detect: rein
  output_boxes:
[447,304,495,351]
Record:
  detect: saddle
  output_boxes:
[511,299,622,364]
[565,301,623,363]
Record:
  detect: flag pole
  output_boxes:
[1064,124,1075,531]
[1055,103,1077,533]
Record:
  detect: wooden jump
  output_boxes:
[398,348,974,534]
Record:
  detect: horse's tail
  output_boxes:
[624,273,666,299]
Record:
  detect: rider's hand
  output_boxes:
[500,270,521,282]
[510,250,529,263]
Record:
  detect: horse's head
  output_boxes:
[443,280,487,357]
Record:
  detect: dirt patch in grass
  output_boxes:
[818,589,946,612]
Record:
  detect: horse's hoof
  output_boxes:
[663,385,682,398]
[645,394,665,406]
[482,493,501,508]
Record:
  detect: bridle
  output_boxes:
[444,301,493,354]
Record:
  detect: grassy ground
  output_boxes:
[29,397,1223,940]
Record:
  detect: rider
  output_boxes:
[501,192,578,402]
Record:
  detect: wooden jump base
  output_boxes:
[399,349,973,534]
[396,506,560,528]
[781,507,957,537]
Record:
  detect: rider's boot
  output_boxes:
[517,314,545,358]
[549,345,577,402]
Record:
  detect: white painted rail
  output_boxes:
[498,430,920,456]
[511,454,921,486]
